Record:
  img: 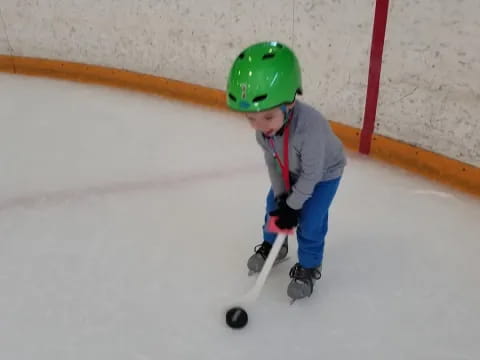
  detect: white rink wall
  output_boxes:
[0,0,374,127]
[0,0,479,166]
[378,0,480,167]
[0,7,11,54]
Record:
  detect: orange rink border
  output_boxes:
[1,54,478,197]
[371,135,480,196]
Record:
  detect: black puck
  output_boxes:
[225,307,248,329]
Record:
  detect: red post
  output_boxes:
[359,0,390,155]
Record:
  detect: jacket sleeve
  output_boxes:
[286,120,326,210]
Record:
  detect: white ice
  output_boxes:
[1,73,479,359]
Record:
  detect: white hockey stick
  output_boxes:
[234,232,288,306]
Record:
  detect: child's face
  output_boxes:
[245,107,285,137]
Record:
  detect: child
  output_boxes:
[226,41,346,301]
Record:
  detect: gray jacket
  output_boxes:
[256,101,346,210]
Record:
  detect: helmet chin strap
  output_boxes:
[270,103,294,137]
[281,104,288,123]
[281,103,295,125]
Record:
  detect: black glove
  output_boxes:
[275,193,289,208]
[269,202,299,230]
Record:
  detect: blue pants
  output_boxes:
[263,177,341,268]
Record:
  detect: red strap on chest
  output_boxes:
[281,125,291,191]
[267,112,293,192]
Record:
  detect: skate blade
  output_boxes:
[289,291,313,305]
[247,256,290,276]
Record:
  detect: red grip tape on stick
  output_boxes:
[267,216,295,235]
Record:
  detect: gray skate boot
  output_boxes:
[247,240,288,275]
[287,263,322,302]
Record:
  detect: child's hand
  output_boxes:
[269,203,299,229]
[275,193,289,208]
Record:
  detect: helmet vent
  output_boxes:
[262,53,275,60]
[228,93,237,102]
[252,94,268,102]
[238,52,245,59]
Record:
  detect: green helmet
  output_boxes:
[226,41,302,112]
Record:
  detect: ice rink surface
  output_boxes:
[1,73,479,359]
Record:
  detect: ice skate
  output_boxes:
[287,263,322,303]
[247,239,288,276]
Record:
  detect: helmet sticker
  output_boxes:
[240,83,247,99]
